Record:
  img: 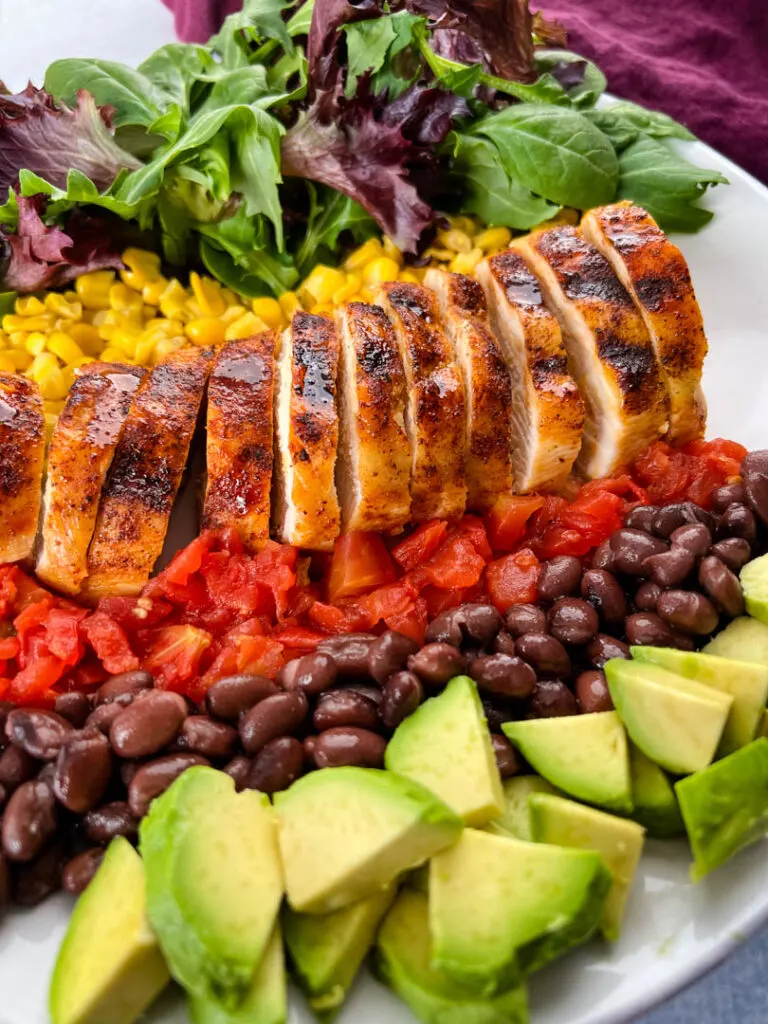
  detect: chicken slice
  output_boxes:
[36,363,145,594]
[581,201,707,443]
[424,269,514,510]
[335,303,411,533]
[475,251,584,493]
[203,333,276,551]
[376,282,467,521]
[81,348,212,600]
[515,226,668,479]
[272,312,340,551]
[0,374,44,564]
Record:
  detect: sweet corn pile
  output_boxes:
[0,218,514,432]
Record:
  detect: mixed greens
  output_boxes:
[0,0,726,296]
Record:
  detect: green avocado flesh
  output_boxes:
[188,926,286,1024]
[703,616,768,665]
[676,738,768,881]
[628,744,684,838]
[274,767,462,914]
[528,793,645,941]
[283,888,395,1020]
[485,776,557,841]
[631,646,768,754]
[429,827,611,995]
[376,890,529,1024]
[605,660,732,775]
[139,767,283,1006]
[741,555,768,623]
[385,675,504,826]
[49,837,170,1024]
[502,712,632,813]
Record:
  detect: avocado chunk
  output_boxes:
[485,776,557,841]
[49,837,170,1024]
[283,888,395,1020]
[605,659,732,775]
[528,793,644,940]
[703,615,768,665]
[628,743,684,838]
[631,645,768,754]
[502,712,632,814]
[741,554,768,623]
[188,926,286,1024]
[376,890,529,1024]
[275,767,462,914]
[139,766,283,1006]
[676,738,768,881]
[385,676,504,826]
[429,828,611,995]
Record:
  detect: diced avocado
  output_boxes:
[676,738,768,881]
[283,888,395,1021]
[762,710,768,738]
[188,926,286,1024]
[628,744,684,838]
[741,554,768,623]
[376,890,529,1024]
[49,837,170,1024]
[485,776,557,841]
[385,676,504,827]
[502,712,632,814]
[703,616,768,665]
[139,767,283,1006]
[275,767,462,914]
[406,863,430,893]
[429,828,611,995]
[605,660,732,775]
[528,793,644,941]
[631,646,768,754]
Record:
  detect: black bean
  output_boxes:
[463,604,505,644]
[85,703,123,735]
[548,598,599,646]
[580,569,627,625]
[339,683,383,706]
[54,693,93,729]
[469,654,536,699]
[575,670,613,713]
[313,728,386,769]
[176,716,239,760]
[711,537,752,573]
[407,644,466,685]
[742,451,768,526]
[586,634,630,669]
[317,634,375,677]
[282,653,339,696]
[642,546,696,588]
[205,674,279,719]
[425,609,464,647]
[83,802,138,845]
[670,522,712,557]
[5,710,73,762]
[482,699,515,732]
[53,729,112,814]
[0,745,38,790]
[0,784,6,810]
[222,756,253,792]
[537,556,583,602]
[128,754,209,818]
[529,680,578,718]
[493,631,517,657]
[0,701,12,752]
[313,691,380,732]
[711,480,747,514]
[652,503,713,538]
[13,844,63,906]
[491,734,519,778]
[590,538,615,571]
[719,503,757,546]
[698,556,745,618]
[368,631,419,684]
[625,612,676,648]
[2,780,57,862]
[657,590,720,635]
[610,529,668,575]
[505,604,548,638]
[624,505,657,532]
[634,581,662,611]
[303,736,318,766]
[247,737,304,793]
[380,672,424,728]
[514,634,571,679]
[96,671,153,707]
[110,691,187,760]
[62,849,104,895]
[239,692,308,755]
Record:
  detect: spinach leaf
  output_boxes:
[198,209,299,295]
[534,50,606,109]
[296,184,375,274]
[138,44,215,113]
[343,12,424,98]
[585,101,695,151]
[44,59,169,128]
[617,134,728,231]
[471,103,618,210]
[0,292,17,317]
[17,168,143,221]
[210,0,297,65]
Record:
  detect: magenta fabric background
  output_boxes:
[163,0,768,183]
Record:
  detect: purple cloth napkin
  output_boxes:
[163,0,768,182]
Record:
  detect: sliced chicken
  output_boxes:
[475,251,584,492]
[203,333,276,551]
[36,363,145,594]
[335,303,411,533]
[514,226,668,479]
[0,374,44,564]
[424,269,513,509]
[581,201,707,443]
[272,312,340,551]
[81,348,212,600]
[376,282,467,521]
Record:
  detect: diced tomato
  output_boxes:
[10,571,52,614]
[307,600,349,634]
[0,637,19,661]
[63,656,110,691]
[142,625,212,693]
[456,515,493,560]
[486,495,545,551]
[8,652,66,704]
[420,533,486,589]
[14,598,54,641]
[196,632,283,700]
[161,533,212,586]
[682,438,747,478]
[96,595,174,633]
[421,585,466,617]
[485,548,541,611]
[271,626,326,651]
[327,533,397,602]
[82,611,140,674]
[386,595,429,644]
[391,521,448,572]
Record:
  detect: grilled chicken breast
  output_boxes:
[581,201,707,443]
[376,282,467,521]
[476,251,584,493]
[81,348,212,600]
[424,269,513,509]
[36,363,145,594]
[272,312,340,551]
[203,333,276,551]
[515,226,668,479]
[0,374,44,564]
[335,303,411,533]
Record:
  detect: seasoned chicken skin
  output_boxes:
[581,201,707,443]
[81,348,212,600]
[476,251,584,493]
[335,303,411,533]
[272,313,340,551]
[377,282,467,521]
[516,226,668,479]
[203,333,276,551]
[36,363,145,594]
[0,374,44,564]
[424,269,513,509]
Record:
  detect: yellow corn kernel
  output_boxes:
[363,257,400,287]
[15,295,46,317]
[4,351,32,371]
[360,286,379,304]
[109,283,144,316]
[251,297,284,331]
[345,239,384,271]
[47,331,84,365]
[221,288,240,308]
[310,302,335,317]
[220,305,248,327]
[120,248,162,291]
[345,294,367,304]
[278,292,303,320]
[423,248,454,264]
[8,331,28,350]
[25,332,48,357]
[398,270,422,285]
[134,336,156,366]
[449,215,477,235]
[437,228,473,254]
[186,317,226,347]
[3,314,51,333]
[475,227,512,253]
[29,353,68,401]
[299,266,347,307]
[332,273,362,305]
[100,347,128,362]
[61,366,76,391]
[190,272,227,318]
[76,271,115,310]
[142,306,159,323]
[382,237,404,265]
[159,280,188,319]
[154,337,186,362]
[0,331,7,350]
[45,294,83,320]
[0,355,15,374]
[111,326,144,358]
[450,248,484,275]
[44,411,59,439]
[141,277,170,306]
[224,313,269,342]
